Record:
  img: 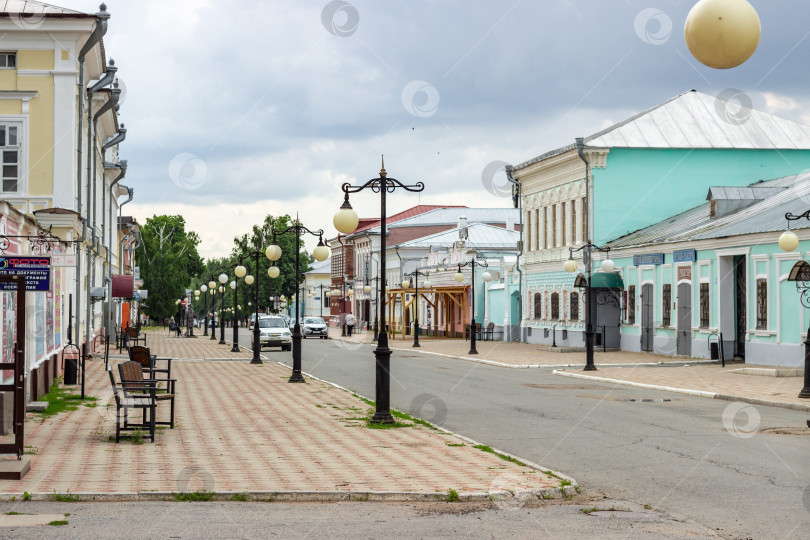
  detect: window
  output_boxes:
[662,284,672,326]
[533,293,542,319]
[628,285,636,325]
[0,124,20,194]
[552,205,557,247]
[543,207,548,250]
[525,210,531,252]
[570,292,579,320]
[561,202,567,246]
[700,283,710,328]
[534,209,540,251]
[0,53,16,69]
[551,292,560,320]
[756,279,767,329]
[571,200,577,244]
[323,295,329,309]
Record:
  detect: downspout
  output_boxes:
[93,72,120,250]
[75,4,110,348]
[576,137,595,363]
[505,164,522,341]
[89,60,117,236]
[106,160,126,331]
[117,185,133,270]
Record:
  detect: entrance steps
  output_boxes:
[728,367,803,377]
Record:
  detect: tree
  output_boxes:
[137,215,203,323]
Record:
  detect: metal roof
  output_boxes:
[706,186,785,200]
[364,207,519,233]
[606,173,810,248]
[513,90,810,172]
[304,257,331,275]
[396,222,519,249]
[0,0,89,16]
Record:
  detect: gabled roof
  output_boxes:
[0,0,91,17]
[354,205,465,234]
[514,90,810,171]
[396,222,519,250]
[304,257,331,275]
[606,173,810,249]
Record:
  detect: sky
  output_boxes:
[55,0,810,259]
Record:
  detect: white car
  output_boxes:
[302,317,328,339]
[253,316,292,351]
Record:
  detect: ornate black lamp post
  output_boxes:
[207,276,219,340]
[564,243,616,371]
[267,220,330,383]
[333,157,424,424]
[312,284,330,318]
[227,261,247,353]
[403,270,431,348]
[200,284,209,336]
[778,210,810,398]
[454,257,488,355]
[217,273,228,345]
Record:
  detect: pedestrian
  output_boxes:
[345,313,355,336]
[169,316,181,337]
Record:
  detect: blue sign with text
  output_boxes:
[633,253,665,266]
[0,256,51,291]
[673,249,697,263]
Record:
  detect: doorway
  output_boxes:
[677,282,692,356]
[734,255,746,359]
[641,284,654,351]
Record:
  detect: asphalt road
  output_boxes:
[245,330,810,539]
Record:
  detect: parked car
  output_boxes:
[280,313,291,328]
[302,317,328,339]
[252,316,292,351]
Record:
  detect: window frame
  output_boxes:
[627,285,636,325]
[0,118,24,196]
[699,282,710,328]
[551,292,560,321]
[0,52,17,70]
[662,284,672,327]
[570,291,579,321]
[756,278,767,330]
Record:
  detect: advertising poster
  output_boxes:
[54,267,61,348]
[3,292,15,379]
[34,292,44,360]
[46,291,54,352]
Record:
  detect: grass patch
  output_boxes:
[47,520,69,526]
[23,445,37,455]
[445,489,459,502]
[83,402,98,408]
[349,394,438,430]
[229,492,248,502]
[50,490,80,502]
[5,511,30,515]
[352,493,370,501]
[445,443,465,447]
[23,492,31,501]
[130,429,145,445]
[643,504,652,510]
[472,445,526,466]
[35,377,97,419]
[173,491,215,502]
[560,480,572,487]
[366,420,411,429]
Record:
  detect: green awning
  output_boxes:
[573,272,624,289]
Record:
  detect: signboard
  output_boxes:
[677,266,692,282]
[0,256,50,291]
[673,249,696,263]
[112,274,134,298]
[51,255,77,267]
[632,253,664,266]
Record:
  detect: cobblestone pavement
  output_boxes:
[0,331,567,497]
[110,327,259,360]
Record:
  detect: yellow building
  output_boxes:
[0,2,129,407]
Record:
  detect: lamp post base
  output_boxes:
[369,412,395,424]
[230,345,240,353]
[288,372,306,383]
[289,328,306,383]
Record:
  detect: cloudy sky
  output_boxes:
[58,0,810,258]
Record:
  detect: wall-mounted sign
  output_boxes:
[51,254,77,267]
[633,253,664,266]
[673,249,696,263]
[677,266,692,282]
[0,256,51,291]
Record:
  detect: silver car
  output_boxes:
[302,317,328,339]
[253,316,292,351]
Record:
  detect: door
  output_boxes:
[641,284,654,351]
[734,255,746,359]
[677,283,692,356]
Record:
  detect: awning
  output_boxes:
[573,272,624,289]
[112,274,134,298]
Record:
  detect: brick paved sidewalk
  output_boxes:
[554,363,810,410]
[0,355,569,498]
[111,328,260,361]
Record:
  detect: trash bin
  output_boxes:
[64,358,78,385]
[710,342,719,360]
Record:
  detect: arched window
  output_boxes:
[570,292,579,320]
[551,292,560,320]
[533,293,542,319]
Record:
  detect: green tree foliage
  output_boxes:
[137,215,203,322]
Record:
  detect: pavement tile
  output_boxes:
[0,330,566,496]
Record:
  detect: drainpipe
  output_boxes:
[75,3,110,349]
[93,74,120,249]
[505,164,522,342]
[106,161,126,330]
[576,137,595,368]
[118,186,133,269]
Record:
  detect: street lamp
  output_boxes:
[333,157,425,424]
[456,255,488,355]
[200,284,208,336]
[218,273,228,345]
[208,279,218,340]
[403,269,430,348]
[267,219,330,383]
[565,245,615,371]
[313,284,330,318]
[779,210,810,398]
[684,0,761,70]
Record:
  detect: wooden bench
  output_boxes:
[118,360,176,429]
[107,364,156,443]
[128,346,172,385]
[125,326,146,348]
[482,322,495,341]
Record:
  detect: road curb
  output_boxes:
[275,361,580,492]
[0,487,579,503]
[552,370,810,412]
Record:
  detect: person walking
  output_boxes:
[345,312,356,336]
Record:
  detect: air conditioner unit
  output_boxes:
[89,287,106,301]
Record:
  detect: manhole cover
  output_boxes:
[760,427,810,436]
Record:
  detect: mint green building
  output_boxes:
[511,90,810,364]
